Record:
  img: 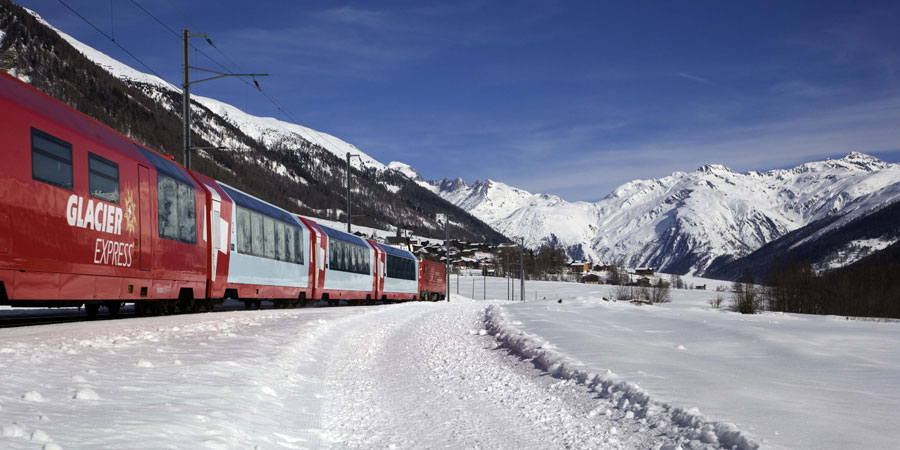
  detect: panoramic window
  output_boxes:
[233,207,303,264]
[157,174,195,244]
[31,128,73,190]
[88,153,119,203]
[274,221,285,261]
[236,207,252,255]
[387,254,416,280]
[263,216,275,259]
[250,212,263,257]
[329,239,368,274]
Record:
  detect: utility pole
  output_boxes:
[182,30,191,169]
[182,29,267,170]
[345,152,363,233]
[520,237,525,302]
[437,214,450,302]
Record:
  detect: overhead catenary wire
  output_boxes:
[127,0,351,157]
[62,0,364,175]
[55,0,179,91]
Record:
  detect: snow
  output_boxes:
[816,236,898,271]
[28,10,174,91]
[194,96,384,171]
[426,154,900,274]
[388,161,425,182]
[480,276,900,450]
[2,278,898,449]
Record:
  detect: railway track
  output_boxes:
[0,312,130,328]
[0,299,391,328]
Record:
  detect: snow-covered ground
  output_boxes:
[2,276,898,449]
[482,275,900,450]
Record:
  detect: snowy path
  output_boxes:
[319,301,697,450]
[1,300,712,450]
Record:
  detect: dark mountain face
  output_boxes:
[0,0,507,244]
[704,199,900,281]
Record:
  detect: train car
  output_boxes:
[419,259,447,301]
[187,171,232,310]
[375,243,419,302]
[309,223,376,305]
[0,71,207,316]
[214,182,315,309]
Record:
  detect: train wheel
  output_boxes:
[85,303,100,318]
[106,301,121,318]
[134,301,146,317]
[150,302,165,316]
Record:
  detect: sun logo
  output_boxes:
[123,190,138,234]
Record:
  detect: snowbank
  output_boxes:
[485,304,759,450]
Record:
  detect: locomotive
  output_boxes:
[0,71,446,316]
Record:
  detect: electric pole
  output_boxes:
[520,237,525,302]
[437,214,450,302]
[182,29,267,170]
[346,152,362,233]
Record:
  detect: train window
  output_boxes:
[157,175,179,241]
[177,182,196,244]
[157,174,196,244]
[88,153,119,203]
[274,221,285,261]
[295,227,304,264]
[285,225,296,263]
[387,254,416,280]
[250,212,263,257]
[236,208,251,254]
[31,128,73,190]
[263,216,276,259]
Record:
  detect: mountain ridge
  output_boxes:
[391,153,900,275]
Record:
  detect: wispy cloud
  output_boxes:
[675,72,716,86]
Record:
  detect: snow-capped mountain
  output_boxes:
[32,10,381,171]
[393,153,900,275]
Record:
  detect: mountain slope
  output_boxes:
[0,0,506,244]
[705,197,900,281]
[395,154,900,274]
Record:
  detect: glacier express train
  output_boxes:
[0,71,445,316]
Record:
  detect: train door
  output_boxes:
[316,234,325,288]
[137,165,152,271]
[209,198,221,281]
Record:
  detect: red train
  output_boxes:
[0,71,446,316]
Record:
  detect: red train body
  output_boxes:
[419,260,447,301]
[0,71,446,314]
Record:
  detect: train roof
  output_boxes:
[217,182,302,226]
[379,244,416,260]
[136,145,197,186]
[319,224,369,247]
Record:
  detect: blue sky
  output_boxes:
[18,0,900,201]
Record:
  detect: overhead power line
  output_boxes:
[55,0,179,91]
[60,0,355,165]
